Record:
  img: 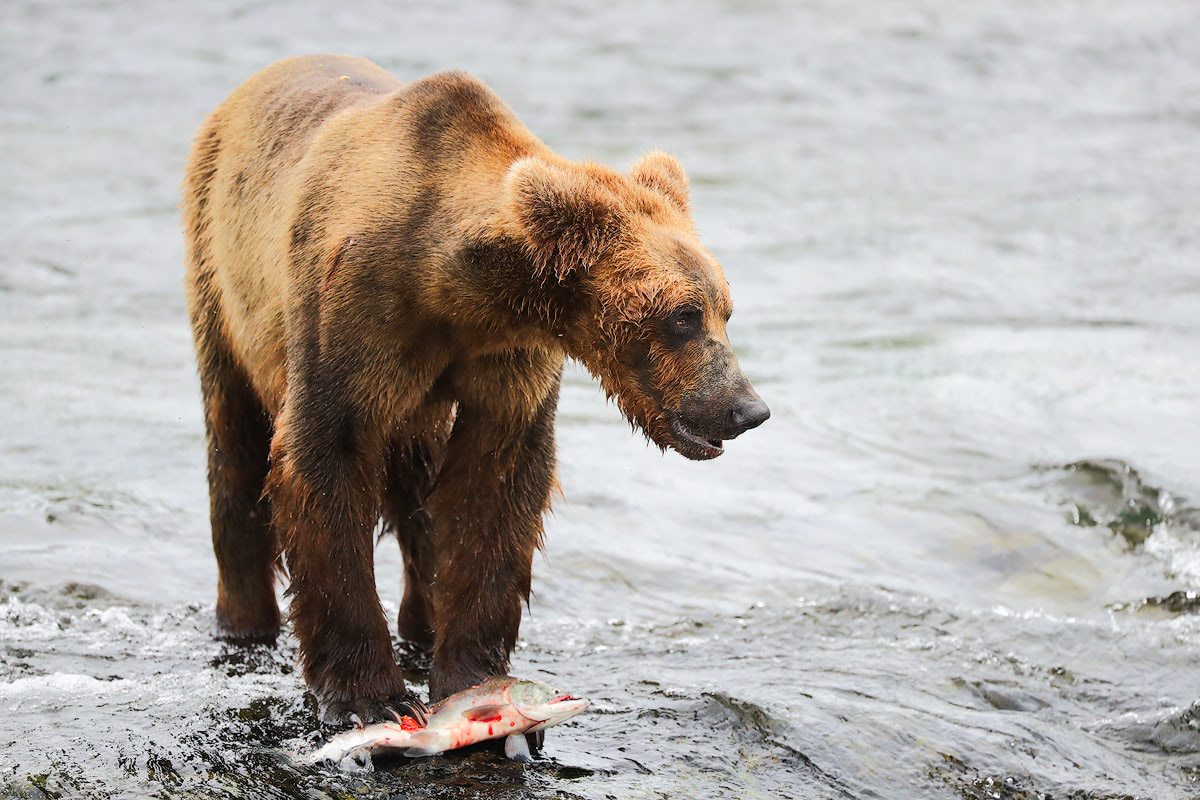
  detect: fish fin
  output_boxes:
[463,704,506,723]
[400,747,440,757]
[504,733,533,763]
[398,731,443,757]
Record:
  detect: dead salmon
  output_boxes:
[305,676,588,764]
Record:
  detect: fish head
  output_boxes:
[507,679,589,730]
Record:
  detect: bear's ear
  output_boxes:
[507,157,626,282]
[628,150,690,212]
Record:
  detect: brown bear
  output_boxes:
[181,54,769,727]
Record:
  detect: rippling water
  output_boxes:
[2,1,1199,798]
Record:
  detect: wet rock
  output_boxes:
[976,683,1050,713]
[1054,459,1197,550]
[1113,702,1200,756]
[1110,590,1200,618]
[930,753,1143,800]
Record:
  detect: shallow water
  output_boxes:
[2,1,1199,798]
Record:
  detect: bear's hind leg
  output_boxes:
[183,115,279,642]
[382,418,450,661]
[198,340,280,642]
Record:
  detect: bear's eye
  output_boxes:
[664,308,702,345]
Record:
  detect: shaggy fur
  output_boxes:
[182,54,768,724]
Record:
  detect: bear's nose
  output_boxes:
[725,396,770,438]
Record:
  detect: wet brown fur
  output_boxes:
[181,55,761,721]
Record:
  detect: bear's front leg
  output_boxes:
[425,360,561,702]
[266,398,427,728]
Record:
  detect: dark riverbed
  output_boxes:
[2,1,1199,798]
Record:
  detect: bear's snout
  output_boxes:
[723,394,770,439]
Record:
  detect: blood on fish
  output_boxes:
[305,677,589,763]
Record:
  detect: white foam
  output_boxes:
[82,606,144,637]
[0,672,133,703]
[0,597,64,640]
[1144,527,1200,588]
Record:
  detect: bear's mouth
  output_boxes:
[667,416,724,460]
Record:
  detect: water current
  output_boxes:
[2,1,1199,798]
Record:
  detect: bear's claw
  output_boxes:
[320,690,428,731]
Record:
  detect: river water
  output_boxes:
[2,1,1199,798]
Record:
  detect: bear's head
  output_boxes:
[506,151,769,460]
